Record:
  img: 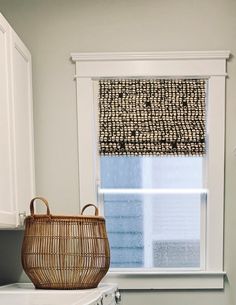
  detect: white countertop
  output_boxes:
[0,283,119,305]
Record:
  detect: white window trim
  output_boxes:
[71,51,230,289]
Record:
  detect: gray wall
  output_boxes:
[0,0,235,304]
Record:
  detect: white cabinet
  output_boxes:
[0,13,35,228]
[0,13,15,226]
[0,283,120,305]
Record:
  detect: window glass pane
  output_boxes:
[150,194,201,268]
[151,194,200,239]
[101,157,142,188]
[103,194,201,268]
[101,156,203,189]
[104,195,143,268]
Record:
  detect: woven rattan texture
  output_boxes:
[22,205,110,289]
[99,79,206,156]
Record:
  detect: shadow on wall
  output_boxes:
[0,230,25,284]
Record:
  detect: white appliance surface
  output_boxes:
[0,283,118,305]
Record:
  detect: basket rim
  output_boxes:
[25,214,105,220]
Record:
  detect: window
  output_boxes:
[98,77,206,270]
[71,51,229,289]
[101,156,204,269]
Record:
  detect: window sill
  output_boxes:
[101,270,226,290]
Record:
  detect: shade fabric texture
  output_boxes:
[99,79,206,156]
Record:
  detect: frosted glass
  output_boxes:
[153,240,200,268]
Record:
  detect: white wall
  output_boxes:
[0,0,235,304]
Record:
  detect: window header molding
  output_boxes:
[71,51,230,78]
[71,50,230,62]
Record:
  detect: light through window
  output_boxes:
[100,156,205,269]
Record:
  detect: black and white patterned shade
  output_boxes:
[99,79,206,156]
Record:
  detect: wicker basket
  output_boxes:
[21,197,110,289]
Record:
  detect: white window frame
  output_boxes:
[71,51,230,289]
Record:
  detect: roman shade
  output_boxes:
[99,79,206,156]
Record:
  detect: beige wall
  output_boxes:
[0,0,235,304]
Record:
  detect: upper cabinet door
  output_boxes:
[0,13,35,227]
[10,29,35,224]
[0,14,16,227]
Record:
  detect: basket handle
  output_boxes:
[30,197,51,217]
[81,204,99,216]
